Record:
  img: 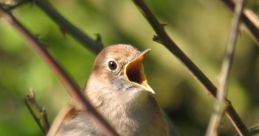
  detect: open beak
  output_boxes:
[124,49,155,94]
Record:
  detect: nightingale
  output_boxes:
[47,44,179,136]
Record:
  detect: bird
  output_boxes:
[47,44,179,136]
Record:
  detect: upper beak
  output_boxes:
[124,49,155,94]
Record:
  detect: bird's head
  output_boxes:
[85,44,154,104]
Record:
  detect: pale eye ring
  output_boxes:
[108,60,117,71]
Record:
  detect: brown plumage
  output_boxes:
[47,44,179,136]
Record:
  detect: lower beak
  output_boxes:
[124,49,155,94]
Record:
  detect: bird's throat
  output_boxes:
[124,49,155,94]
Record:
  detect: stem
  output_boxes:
[206,0,245,135]
[221,0,259,42]
[33,0,103,53]
[132,0,249,135]
[25,91,49,134]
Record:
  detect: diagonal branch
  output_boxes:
[206,0,244,135]
[221,0,259,42]
[32,0,103,54]
[34,0,104,53]
[0,5,118,136]
[25,90,50,134]
[132,0,249,135]
[1,0,103,53]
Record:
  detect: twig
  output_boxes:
[206,0,244,135]
[1,0,104,53]
[24,90,49,134]
[0,5,118,136]
[32,0,103,54]
[132,0,249,135]
[221,0,259,42]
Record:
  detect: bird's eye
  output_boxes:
[108,60,117,71]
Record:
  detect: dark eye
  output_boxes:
[108,60,117,71]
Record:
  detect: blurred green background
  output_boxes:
[0,0,258,135]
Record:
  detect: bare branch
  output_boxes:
[206,0,244,135]
[1,0,103,53]
[221,0,259,42]
[25,90,50,134]
[32,0,103,54]
[132,0,249,135]
[0,5,118,136]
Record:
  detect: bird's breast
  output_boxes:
[96,94,169,136]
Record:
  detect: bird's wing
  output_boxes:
[47,102,77,136]
[47,102,100,136]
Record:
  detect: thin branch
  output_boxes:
[32,0,103,54]
[221,0,259,42]
[1,0,103,53]
[24,90,49,134]
[132,0,249,135]
[206,0,244,135]
[0,5,118,136]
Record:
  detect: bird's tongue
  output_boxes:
[124,49,155,94]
